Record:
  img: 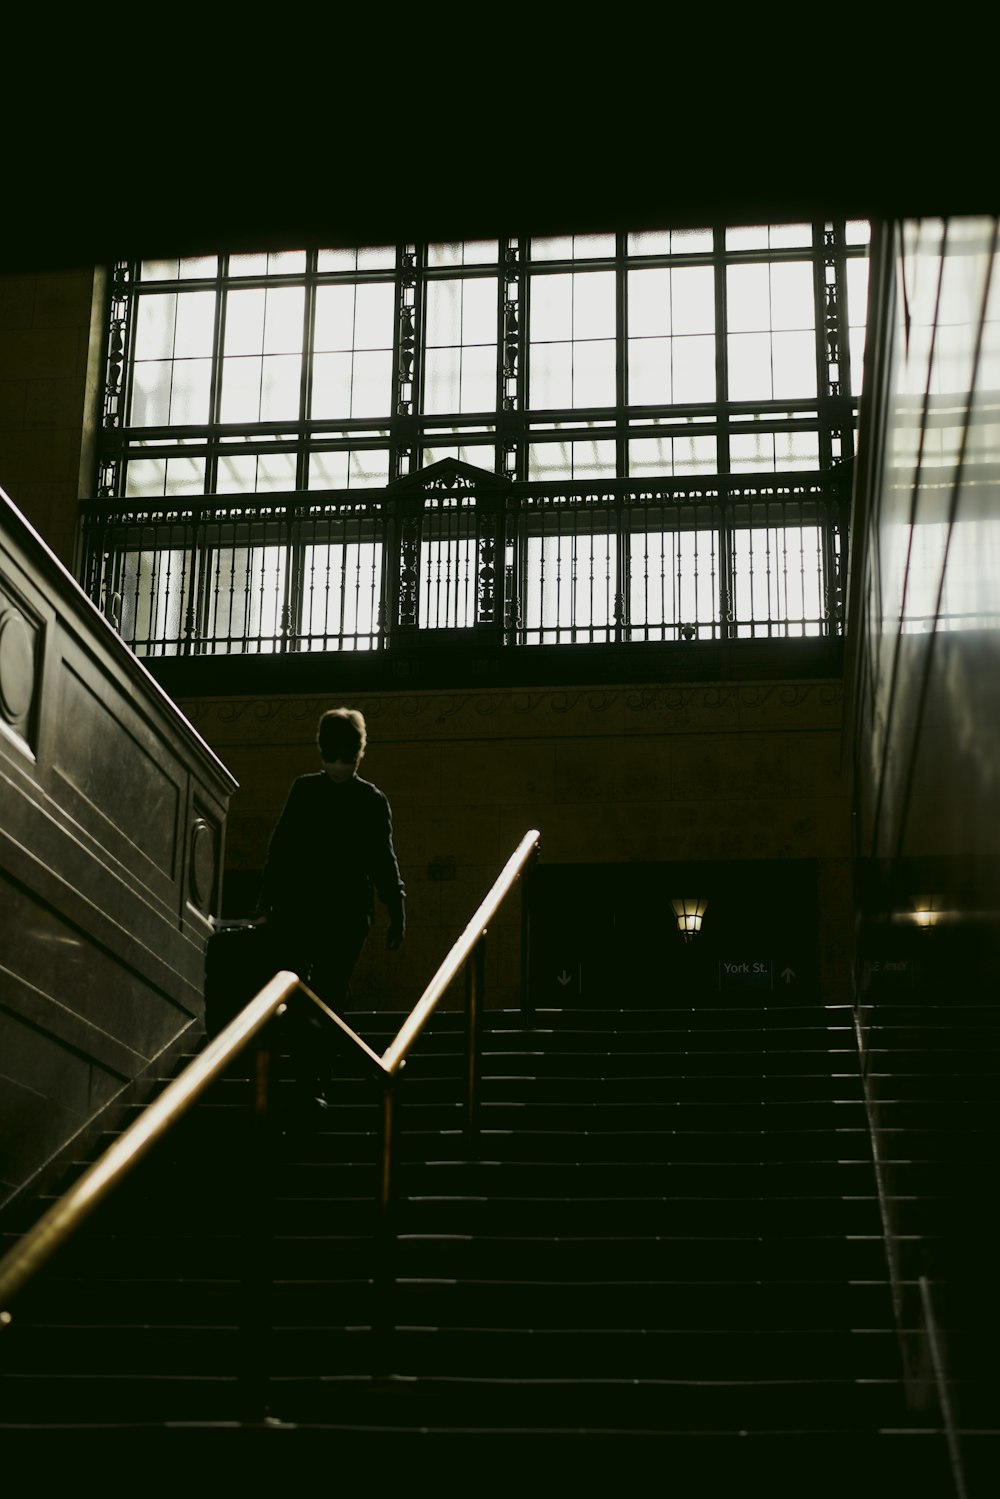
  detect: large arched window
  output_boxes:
[87,222,868,658]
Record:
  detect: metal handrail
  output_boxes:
[382,828,540,1073]
[0,828,540,1336]
[0,971,303,1320]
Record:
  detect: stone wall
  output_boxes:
[178,678,853,1014]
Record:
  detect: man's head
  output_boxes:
[318,707,367,780]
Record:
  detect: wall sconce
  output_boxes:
[912,894,943,931]
[671,897,708,942]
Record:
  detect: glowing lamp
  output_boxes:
[671,897,708,942]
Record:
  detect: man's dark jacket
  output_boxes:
[259,771,405,931]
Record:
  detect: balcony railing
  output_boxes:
[79,459,850,660]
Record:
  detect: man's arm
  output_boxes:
[371,793,406,948]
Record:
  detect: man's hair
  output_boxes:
[317,707,367,764]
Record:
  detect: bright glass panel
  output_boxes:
[206,545,286,652]
[629,528,719,639]
[730,431,820,472]
[217,452,297,493]
[627,228,713,256]
[427,240,499,266]
[527,440,617,480]
[629,435,718,476]
[532,233,616,260]
[300,541,383,649]
[308,449,390,488]
[317,245,395,271]
[522,532,616,642]
[731,525,824,634]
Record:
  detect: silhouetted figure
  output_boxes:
[257,707,405,1105]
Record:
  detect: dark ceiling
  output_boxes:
[5,34,991,273]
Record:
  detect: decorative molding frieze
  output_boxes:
[178,679,845,745]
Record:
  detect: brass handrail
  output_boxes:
[0,971,303,1319]
[0,829,540,1330]
[381,827,540,1073]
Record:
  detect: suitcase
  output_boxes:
[203,920,277,1037]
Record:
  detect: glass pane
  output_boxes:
[768,223,813,249]
[528,440,616,480]
[348,449,390,487]
[130,361,172,426]
[224,289,266,355]
[845,221,871,245]
[229,252,270,277]
[731,525,824,635]
[423,346,460,414]
[314,286,358,351]
[422,444,496,470]
[629,268,672,337]
[630,436,722,477]
[164,456,206,496]
[629,529,719,639]
[120,549,187,656]
[460,343,498,411]
[573,272,616,339]
[727,332,773,401]
[220,356,263,423]
[532,233,615,260]
[262,287,305,354]
[260,354,302,421]
[730,433,775,471]
[349,349,392,417]
[726,225,770,252]
[134,295,177,361]
[427,240,499,266]
[353,282,395,349]
[311,351,353,419]
[168,359,213,424]
[672,266,716,335]
[140,259,180,281]
[174,291,217,357]
[673,335,716,403]
[206,545,286,653]
[256,452,298,491]
[523,532,615,642]
[572,339,616,407]
[425,280,462,346]
[727,264,772,332]
[317,245,394,271]
[462,277,498,343]
[301,541,382,649]
[530,274,573,342]
[529,342,573,408]
[180,255,218,279]
[627,228,713,256]
[419,536,477,628]
[769,262,815,331]
[217,454,258,492]
[125,458,167,497]
[771,331,817,399]
[629,335,671,405]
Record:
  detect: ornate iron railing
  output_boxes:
[78,460,850,659]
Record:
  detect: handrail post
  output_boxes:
[465,932,486,1141]
[373,1070,400,1365]
[240,1024,278,1425]
[520,838,539,1028]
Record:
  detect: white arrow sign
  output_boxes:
[557,971,572,986]
[781,967,796,984]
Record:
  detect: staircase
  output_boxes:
[0,994,977,1490]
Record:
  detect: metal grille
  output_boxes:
[80,469,848,658]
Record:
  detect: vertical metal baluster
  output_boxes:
[374,1072,401,1367]
[240,1032,276,1425]
[464,934,486,1141]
